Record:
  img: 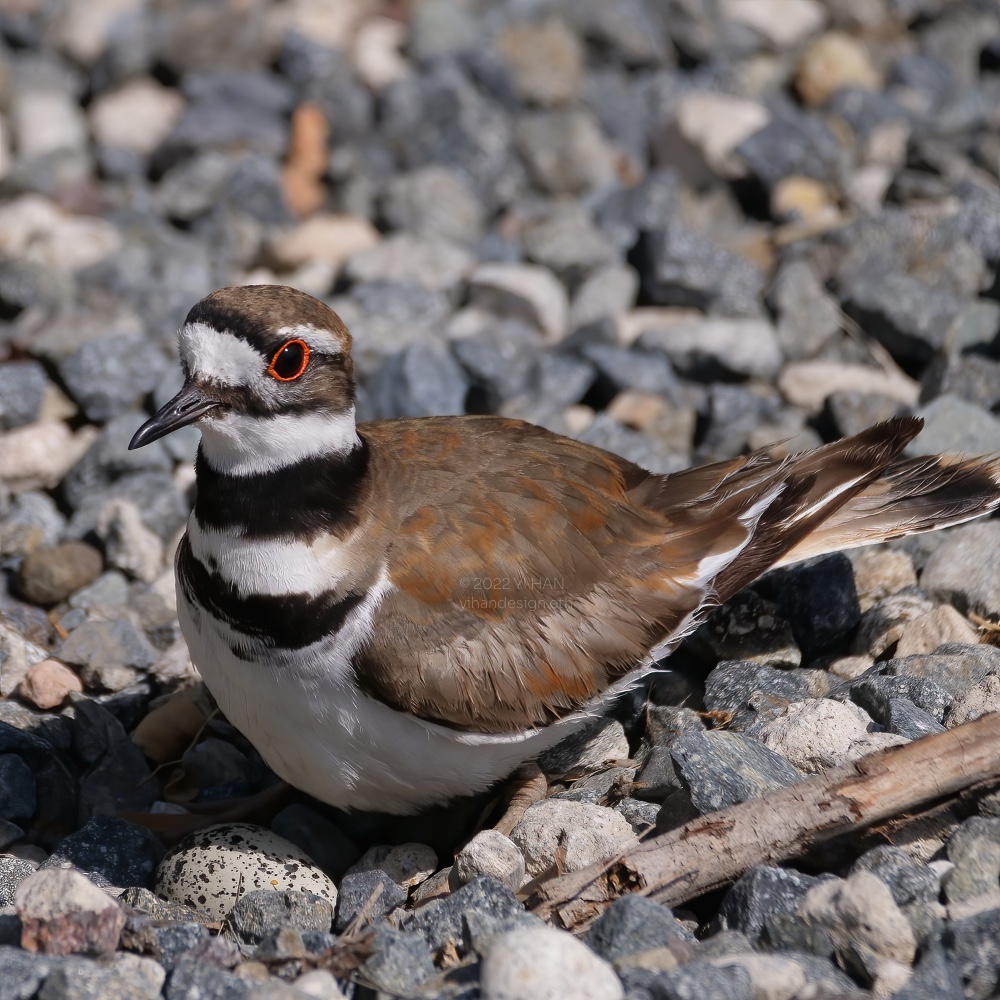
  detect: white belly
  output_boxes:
[176,577,586,813]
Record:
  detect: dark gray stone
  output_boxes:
[122,918,209,970]
[227,889,332,945]
[634,707,704,802]
[66,471,189,543]
[885,697,947,740]
[43,816,161,890]
[579,343,681,401]
[828,391,909,440]
[408,875,525,956]
[736,109,845,188]
[619,962,754,1000]
[671,728,802,814]
[696,592,800,670]
[849,667,953,725]
[0,755,35,823]
[0,945,52,1000]
[0,361,48,430]
[334,869,406,933]
[850,845,939,907]
[760,912,836,958]
[921,353,1000,410]
[367,342,468,420]
[361,926,436,995]
[893,935,964,1000]
[0,855,35,907]
[165,957,250,1000]
[943,907,1000,1000]
[614,796,660,833]
[269,804,361,883]
[452,321,544,405]
[714,865,824,944]
[703,661,810,732]
[527,352,596,408]
[765,554,860,661]
[635,222,764,317]
[0,818,24,851]
[71,700,127,766]
[584,895,694,961]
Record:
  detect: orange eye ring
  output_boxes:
[267,339,311,381]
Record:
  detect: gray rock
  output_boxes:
[920,352,1000,410]
[614,796,660,834]
[58,337,168,423]
[892,935,964,1000]
[0,491,65,559]
[619,962,753,1000]
[636,222,764,317]
[670,728,802,814]
[58,619,156,692]
[408,875,529,959]
[921,521,1000,617]
[736,109,846,188]
[268,804,361,883]
[333,869,406,933]
[585,895,694,962]
[850,667,952,726]
[0,855,36,907]
[575,414,687,475]
[522,204,617,282]
[909,396,1000,460]
[828,390,909,440]
[0,362,48,430]
[703,661,810,732]
[228,889,332,945]
[0,944,53,998]
[851,845,939,908]
[43,817,161,892]
[66,471,188,544]
[361,926,435,995]
[122,919,209,971]
[886,697,946,740]
[570,264,639,329]
[696,591,800,670]
[942,907,1000,1000]
[580,343,681,401]
[715,865,827,944]
[383,165,485,243]
[345,233,474,296]
[165,957,250,1000]
[944,817,1000,904]
[0,756,35,824]
[771,260,843,361]
[451,320,544,405]
[514,109,616,195]
[367,342,468,419]
[765,553,860,662]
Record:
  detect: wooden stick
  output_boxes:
[529,712,1000,929]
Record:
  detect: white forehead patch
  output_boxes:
[178,321,265,387]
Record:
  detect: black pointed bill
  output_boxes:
[129,382,221,450]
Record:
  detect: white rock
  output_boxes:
[269,214,380,271]
[778,361,919,412]
[104,952,167,997]
[798,871,916,968]
[351,14,410,91]
[674,92,771,179]
[0,195,122,273]
[452,830,526,891]
[721,0,826,47]
[481,925,624,1000]
[346,842,437,889]
[894,605,978,659]
[156,823,337,921]
[511,799,637,879]
[12,88,88,159]
[293,968,348,999]
[345,233,474,293]
[0,421,99,492]
[703,953,816,1000]
[89,77,185,154]
[757,699,908,774]
[947,674,1000,728]
[469,262,570,342]
[97,499,164,584]
[626,312,782,380]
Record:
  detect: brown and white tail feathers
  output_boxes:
[652,416,1000,606]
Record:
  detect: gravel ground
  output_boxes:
[2,0,1000,997]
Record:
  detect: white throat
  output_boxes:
[199,405,361,476]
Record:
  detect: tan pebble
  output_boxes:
[796,31,880,107]
[853,548,918,611]
[17,659,83,709]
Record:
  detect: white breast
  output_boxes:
[176,529,586,813]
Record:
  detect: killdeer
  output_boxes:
[130,285,1000,814]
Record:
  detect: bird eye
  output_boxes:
[267,339,310,381]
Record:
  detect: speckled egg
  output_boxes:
[155,823,337,920]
